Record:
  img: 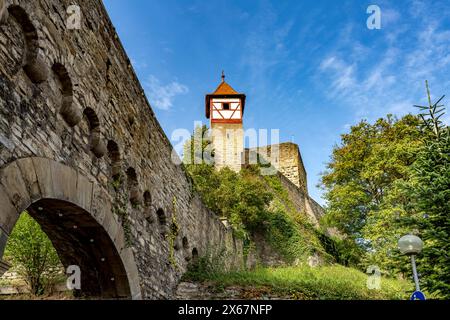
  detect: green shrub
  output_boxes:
[183,248,229,281]
[4,212,64,296]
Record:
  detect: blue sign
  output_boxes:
[410,291,426,300]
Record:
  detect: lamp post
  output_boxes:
[398,234,423,292]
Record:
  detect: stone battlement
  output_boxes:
[246,142,308,194]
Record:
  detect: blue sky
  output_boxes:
[103,0,450,205]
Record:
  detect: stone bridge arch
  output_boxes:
[0,157,141,299]
[0,0,244,299]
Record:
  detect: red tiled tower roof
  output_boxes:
[205,72,246,119]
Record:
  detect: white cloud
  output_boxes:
[382,8,400,26]
[143,75,188,110]
[320,56,357,93]
[316,12,450,124]
[409,0,427,18]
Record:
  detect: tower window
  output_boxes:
[222,102,230,110]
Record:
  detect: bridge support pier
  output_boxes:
[0,259,10,277]
[0,226,8,276]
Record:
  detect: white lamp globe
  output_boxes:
[398,235,423,255]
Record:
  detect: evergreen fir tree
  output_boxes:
[408,81,450,298]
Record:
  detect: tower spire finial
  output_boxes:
[221,70,225,82]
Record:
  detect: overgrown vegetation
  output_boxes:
[184,263,413,300]
[111,179,133,247]
[320,82,449,298]
[167,196,181,269]
[184,136,331,264]
[186,164,272,239]
[3,212,64,296]
[183,123,378,270]
[183,248,230,281]
[263,175,331,263]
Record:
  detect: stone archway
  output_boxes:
[0,157,141,299]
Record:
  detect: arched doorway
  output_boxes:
[0,157,141,299]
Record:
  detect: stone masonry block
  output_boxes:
[0,0,8,24]
[50,160,78,202]
[0,162,31,212]
[15,157,41,201]
[32,157,54,199]
[75,171,93,212]
[0,184,19,235]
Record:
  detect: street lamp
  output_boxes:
[398,234,423,292]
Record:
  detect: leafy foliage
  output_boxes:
[321,114,422,239]
[186,163,273,239]
[320,82,449,298]
[183,248,230,281]
[183,124,214,165]
[315,231,362,267]
[263,175,331,262]
[184,126,330,263]
[4,212,63,296]
[320,114,423,272]
[408,130,450,297]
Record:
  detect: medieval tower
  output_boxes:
[205,72,246,172]
[204,73,321,225]
[205,73,308,196]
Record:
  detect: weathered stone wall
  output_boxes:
[0,0,242,299]
[277,143,308,194]
[248,143,308,194]
[277,172,322,226]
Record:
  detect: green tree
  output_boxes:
[183,126,273,237]
[320,82,449,298]
[183,124,213,165]
[320,114,423,272]
[186,163,221,213]
[404,82,450,298]
[186,163,273,239]
[320,115,422,235]
[227,167,273,232]
[4,212,63,296]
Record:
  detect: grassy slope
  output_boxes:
[185,265,412,300]
[185,166,413,300]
